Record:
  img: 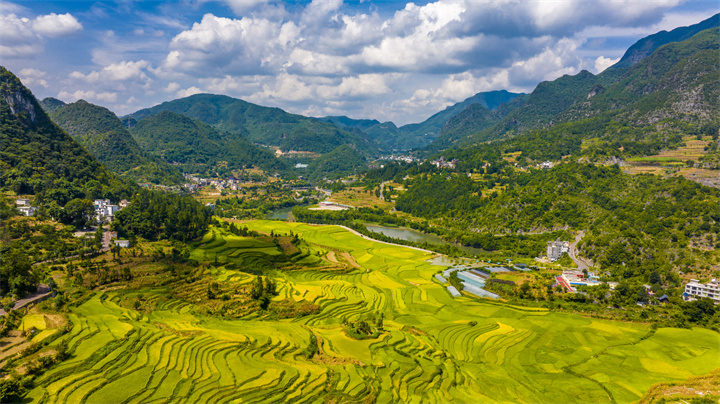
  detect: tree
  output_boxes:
[250,276,264,300]
[0,378,24,403]
[60,199,95,229]
[0,248,36,297]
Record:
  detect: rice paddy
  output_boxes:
[24,221,720,403]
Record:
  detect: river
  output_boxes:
[266,206,295,220]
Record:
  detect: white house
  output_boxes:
[18,205,38,216]
[114,240,130,248]
[684,279,720,304]
[15,198,31,206]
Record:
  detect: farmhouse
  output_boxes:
[683,278,720,304]
[94,199,120,223]
[114,240,130,248]
[16,198,30,206]
[18,205,38,216]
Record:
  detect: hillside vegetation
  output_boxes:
[126,94,378,156]
[130,110,286,176]
[0,67,134,204]
[425,24,719,152]
[48,100,185,185]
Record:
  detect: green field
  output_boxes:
[26,221,719,403]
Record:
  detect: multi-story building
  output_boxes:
[683,279,720,304]
[546,240,570,261]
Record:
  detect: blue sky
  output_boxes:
[2,0,717,124]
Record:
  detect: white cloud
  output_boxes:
[249,73,314,102]
[0,11,82,57]
[71,60,152,83]
[0,14,42,57]
[57,89,118,103]
[317,74,393,99]
[176,86,203,98]
[18,68,49,88]
[32,13,83,36]
[165,82,181,92]
[594,56,620,73]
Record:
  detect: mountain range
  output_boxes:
[46,99,185,185]
[421,13,719,153]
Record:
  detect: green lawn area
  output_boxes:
[25,221,720,403]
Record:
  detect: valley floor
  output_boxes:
[24,221,720,403]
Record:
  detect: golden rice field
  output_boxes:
[24,221,720,403]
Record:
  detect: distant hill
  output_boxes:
[39,97,66,113]
[129,110,286,175]
[368,90,522,151]
[424,24,720,152]
[126,94,378,156]
[308,144,367,181]
[48,100,185,185]
[0,67,132,203]
[610,13,719,69]
[317,116,380,131]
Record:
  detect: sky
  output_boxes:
[2,0,717,125]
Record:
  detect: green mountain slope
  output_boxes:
[39,97,66,113]
[426,24,719,152]
[316,116,380,131]
[130,110,286,175]
[386,90,522,151]
[126,94,378,156]
[48,100,185,185]
[308,144,367,180]
[609,13,719,69]
[0,67,133,203]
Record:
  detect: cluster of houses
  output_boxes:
[379,155,417,164]
[15,198,38,217]
[431,156,458,169]
[546,240,570,261]
[184,174,266,193]
[537,161,554,169]
[93,199,130,223]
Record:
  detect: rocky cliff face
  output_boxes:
[1,66,41,127]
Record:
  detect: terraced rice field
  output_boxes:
[26,221,720,403]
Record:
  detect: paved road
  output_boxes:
[568,231,593,270]
[0,284,52,316]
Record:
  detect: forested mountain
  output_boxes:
[39,97,66,113]
[307,144,366,181]
[129,110,286,175]
[317,116,380,131]
[48,100,185,185]
[424,24,720,152]
[125,94,378,156]
[347,90,522,151]
[0,67,134,204]
[609,13,719,69]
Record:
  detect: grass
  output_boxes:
[23,221,720,403]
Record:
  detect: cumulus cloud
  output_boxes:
[594,56,620,73]
[32,13,83,36]
[0,11,82,57]
[176,86,203,98]
[18,68,49,88]
[317,74,393,99]
[10,0,700,124]
[58,89,118,103]
[70,60,152,84]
